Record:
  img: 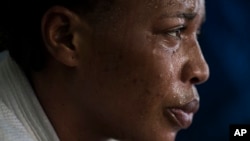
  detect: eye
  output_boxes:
[165,26,185,40]
[196,29,201,38]
[196,29,201,35]
[167,29,181,39]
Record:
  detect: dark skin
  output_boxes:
[32,0,209,141]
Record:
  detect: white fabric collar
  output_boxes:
[0,53,59,141]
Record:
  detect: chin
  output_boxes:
[122,131,177,141]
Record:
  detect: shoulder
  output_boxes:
[0,100,35,141]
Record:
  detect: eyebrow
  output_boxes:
[158,11,206,23]
[159,12,197,20]
[177,12,197,20]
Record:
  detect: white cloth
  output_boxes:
[0,53,59,141]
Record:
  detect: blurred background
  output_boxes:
[176,0,250,141]
[1,0,250,141]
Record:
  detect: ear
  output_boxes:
[41,6,90,67]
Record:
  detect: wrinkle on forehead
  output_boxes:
[145,0,204,14]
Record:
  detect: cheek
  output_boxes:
[78,28,182,140]
[89,29,182,111]
[91,39,173,115]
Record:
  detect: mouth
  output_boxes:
[164,99,199,129]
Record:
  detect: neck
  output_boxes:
[31,60,113,141]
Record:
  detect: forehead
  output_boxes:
[93,0,205,32]
[115,0,205,16]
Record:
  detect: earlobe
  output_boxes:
[41,6,79,67]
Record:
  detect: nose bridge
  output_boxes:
[181,37,209,85]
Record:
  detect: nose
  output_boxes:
[181,39,209,85]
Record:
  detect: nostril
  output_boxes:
[190,77,200,84]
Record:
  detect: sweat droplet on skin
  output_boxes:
[146,0,154,7]
[172,82,188,105]
[159,74,164,79]
[152,40,178,56]
[179,94,188,105]
[159,40,179,54]
[153,48,158,55]
[173,95,177,99]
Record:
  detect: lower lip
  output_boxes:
[165,108,194,129]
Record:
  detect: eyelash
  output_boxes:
[196,29,201,37]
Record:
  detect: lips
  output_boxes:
[165,99,199,129]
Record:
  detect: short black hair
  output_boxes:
[0,0,113,72]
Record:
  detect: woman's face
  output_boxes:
[74,0,209,140]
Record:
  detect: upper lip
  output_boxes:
[164,99,200,129]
